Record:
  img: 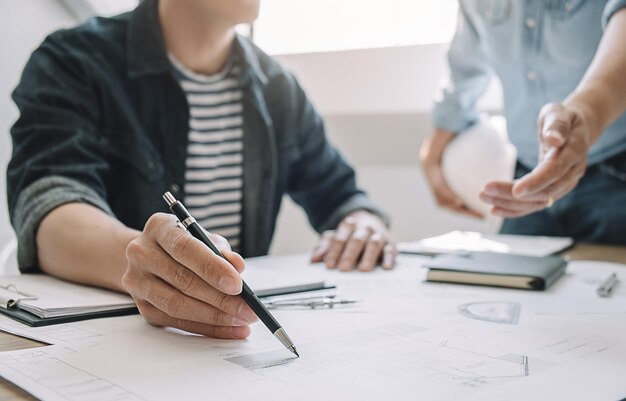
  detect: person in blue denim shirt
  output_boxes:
[420,0,626,244]
[6,0,396,339]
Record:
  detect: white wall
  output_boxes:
[269,46,504,254]
[0,0,77,271]
[273,44,502,116]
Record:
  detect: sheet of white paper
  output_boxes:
[241,253,333,290]
[0,309,624,401]
[0,314,148,345]
[398,231,574,257]
[0,254,624,400]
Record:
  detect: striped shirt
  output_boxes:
[170,55,244,251]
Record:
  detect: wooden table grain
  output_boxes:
[0,244,623,400]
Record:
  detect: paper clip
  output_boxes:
[0,284,39,309]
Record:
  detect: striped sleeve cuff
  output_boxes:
[12,176,114,273]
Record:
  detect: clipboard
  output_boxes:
[0,275,139,327]
[0,304,139,327]
[0,276,332,327]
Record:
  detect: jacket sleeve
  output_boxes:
[432,1,493,134]
[7,33,114,273]
[281,73,390,233]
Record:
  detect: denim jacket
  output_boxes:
[7,0,387,272]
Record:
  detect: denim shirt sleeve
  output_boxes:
[7,33,114,272]
[432,1,493,134]
[602,0,626,28]
[282,74,390,232]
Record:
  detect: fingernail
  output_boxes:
[513,186,527,197]
[218,276,242,295]
[238,303,258,322]
[339,262,353,271]
[358,264,373,272]
[481,195,494,204]
[232,317,249,326]
[344,217,355,225]
[232,326,250,339]
[546,130,564,142]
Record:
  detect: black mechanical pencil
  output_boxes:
[163,191,299,357]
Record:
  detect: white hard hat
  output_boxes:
[441,115,517,221]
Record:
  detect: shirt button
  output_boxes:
[564,1,573,12]
[527,71,538,81]
[170,183,180,193]
[525,18,536,29]
[147,160,155,170]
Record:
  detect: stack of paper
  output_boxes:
[399,231,574,257]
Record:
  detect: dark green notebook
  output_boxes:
[424,252,567,290]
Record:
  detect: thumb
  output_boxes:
[542,129,566,149]
[539,103,571,149]
[222,250,246,274]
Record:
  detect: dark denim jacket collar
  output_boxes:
[127,0,268,85]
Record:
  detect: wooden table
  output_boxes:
[0,244,624,400]
[560,242,626,264]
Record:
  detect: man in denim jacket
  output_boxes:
[421,0,626,244]
[7,0,396,339]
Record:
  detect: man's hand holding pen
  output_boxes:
[122,213,258,339]
[121,204,393,345]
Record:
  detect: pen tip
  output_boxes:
[292,348,299,358]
